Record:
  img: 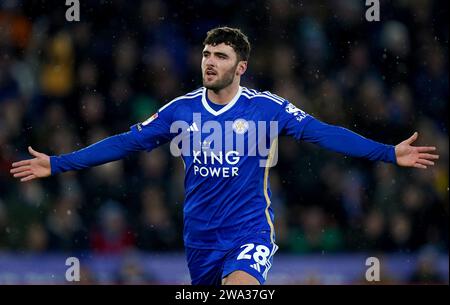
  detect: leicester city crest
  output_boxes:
[232,119,249,134]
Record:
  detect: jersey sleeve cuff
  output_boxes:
[388,145,397,164]
[49,155,61,176]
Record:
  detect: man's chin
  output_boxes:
[203,81,222,91]
[203,75,233,91]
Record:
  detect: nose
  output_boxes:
[204,56,216,68]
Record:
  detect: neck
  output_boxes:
[207,81,240,105]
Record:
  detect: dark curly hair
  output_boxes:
[203,27,251,62]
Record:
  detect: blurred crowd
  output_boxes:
[0,0,448,283]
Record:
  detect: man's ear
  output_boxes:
[236,61,247,76]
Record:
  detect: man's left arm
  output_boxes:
[274,100,439,169]
[301,118,439,168]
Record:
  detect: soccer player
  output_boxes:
[10,27,439,285]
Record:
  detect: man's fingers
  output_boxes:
[419,153,439,160]
[406,132,418,145]
[10,165,31,174]
[413,163,427,169]
[416,159,434,166]
[28,146,38,156]
[417,146,437,153]
[14,170,33,178]
[11,160,31,167]
[21,174,36,182]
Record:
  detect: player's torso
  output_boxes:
[169,87,280,249]
[171,90,275,195]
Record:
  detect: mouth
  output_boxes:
[205,69,217,76]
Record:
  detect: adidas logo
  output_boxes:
[187,122,199,132]
[250,263,261,272]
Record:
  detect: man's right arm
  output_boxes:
[11,104,175,181]
[51,107,174,175]
[50,131,146,175]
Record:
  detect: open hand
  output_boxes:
[395,132,439,169]
[10,146,51,182]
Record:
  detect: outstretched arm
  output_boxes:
[10,99,177,183]
[274,100,439,168]
[301,118,439,167]
[10,130,146,182]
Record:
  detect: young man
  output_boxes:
[10,27,439,285]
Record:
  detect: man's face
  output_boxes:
[201,43,240,91]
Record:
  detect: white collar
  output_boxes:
[201,86,242,116]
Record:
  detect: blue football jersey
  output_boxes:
[50,85,395,250]
[129,86,313,249]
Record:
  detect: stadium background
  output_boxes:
[0,0,448,284]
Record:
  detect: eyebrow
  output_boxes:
[203,50,229,58]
